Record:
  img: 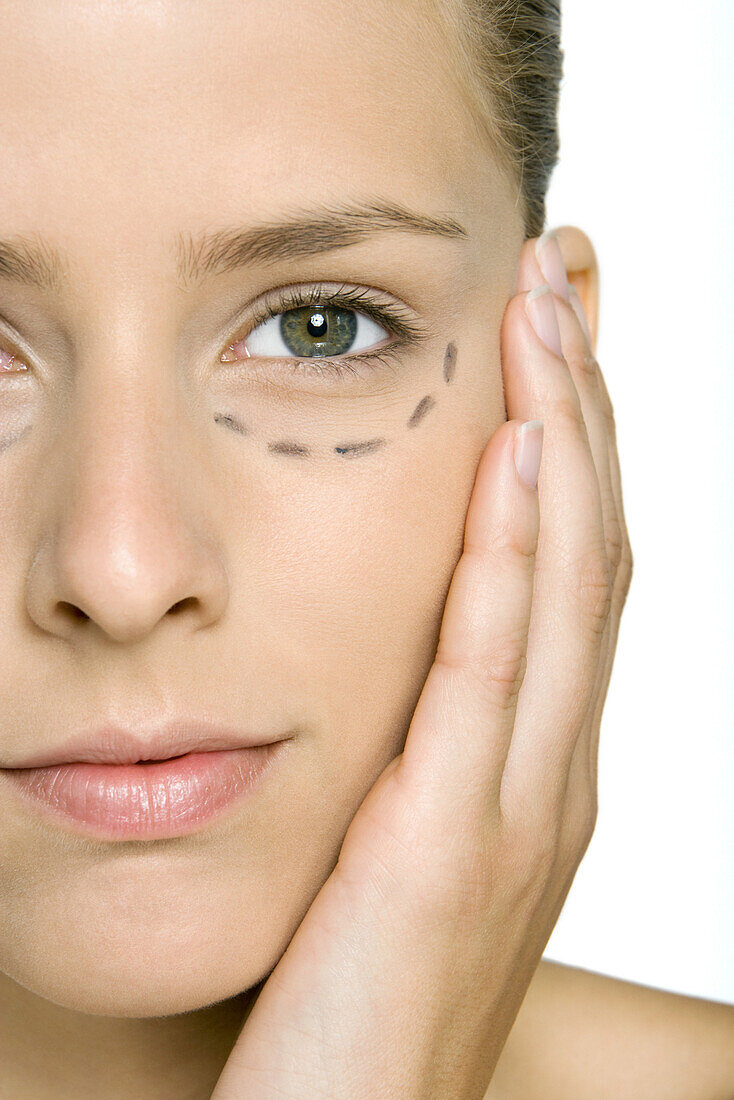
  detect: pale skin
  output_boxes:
[0,2,732,1098]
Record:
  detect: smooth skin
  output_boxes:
[0,3,731,1099]
[212,237,623,1098]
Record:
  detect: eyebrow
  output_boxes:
[0,198,469,295]
[174,199,469,287]
[0,233,67,294]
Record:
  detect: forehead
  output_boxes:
[0,1,506,261]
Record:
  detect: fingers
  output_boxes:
[498,278,612,831]
[582,359,635,788]
[510,231,633,844]
[550,290,624,799]
[522,235,633,805]
[399,417,542,819]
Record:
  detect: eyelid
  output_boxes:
[220,281,435,362]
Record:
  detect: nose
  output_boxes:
[25,352,230,645]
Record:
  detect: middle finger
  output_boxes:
[498,280,611,831]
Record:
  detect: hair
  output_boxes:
[434,0,563,240]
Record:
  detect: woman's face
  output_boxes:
[0,0,522,1016]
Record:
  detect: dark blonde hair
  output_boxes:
[436,0,563,239]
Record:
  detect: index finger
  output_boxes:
[398,412,542,822]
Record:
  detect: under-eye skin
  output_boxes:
[407,394,435,428]
[268,440,310,457]
[334,438,386,457]
[443,341,457,384]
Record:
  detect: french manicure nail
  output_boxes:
[535,230,571,301]
[514,420,544,490]
[525,285,563,357]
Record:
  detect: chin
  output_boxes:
[0,899,293,1018]
[0,735,368,1018]
[0,834,335,1018]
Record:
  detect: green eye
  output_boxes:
[230,302,388,360]
[279,305,358,357]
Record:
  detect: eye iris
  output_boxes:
[280,305,357,358]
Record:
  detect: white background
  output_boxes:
[542,0,733,1003]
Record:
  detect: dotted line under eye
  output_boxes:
[0,347,459,461]
[213,342,457,460]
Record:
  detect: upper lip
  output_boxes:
[1,718,291,768]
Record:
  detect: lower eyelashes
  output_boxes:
[212,341,458,458]
[262,344,406,382]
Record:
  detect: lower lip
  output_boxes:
[1,744,285,840]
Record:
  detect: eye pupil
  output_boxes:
[306,311,328,337]
[280,304,357,357]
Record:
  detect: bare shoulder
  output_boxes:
[485,957,734,1100]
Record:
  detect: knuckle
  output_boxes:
[604,508,625,574]
[465,519,537,567]
[553,390,584,430]
[437,636,529,714]
[512,824,561,903]
[565,789,598,857]
[583,351,602,380]
[508,807,560,871]
[582,797,599,847]
[574,551,614,626]
[490,530,538,567]
[598,373,616,429]
[479,639,528,711]
[615,544,635,608]
[568,347,601,383]
[533,830,561,881]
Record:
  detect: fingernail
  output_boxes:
[514,420,544,490]
[535,230,571,301]
[525,285,563,357]
[567,283,593,344]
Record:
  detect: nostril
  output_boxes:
[169,597,196,615]
[61,603,89,623]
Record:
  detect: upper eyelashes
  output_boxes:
[233,304,389,362]
[0,282,432,383]
[219,282,431,380]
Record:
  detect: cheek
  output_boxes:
[239,344,504,772]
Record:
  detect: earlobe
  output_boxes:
[554,224,600,352]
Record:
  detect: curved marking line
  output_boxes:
[407,394,436,428]
[0,424,32,452]
[214,413,249,435]
[268,440,310,457]
[443,342,457,384]
[334,438,386,457]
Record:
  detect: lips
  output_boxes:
[2,718,291,768]
[2,744,287,839]
[0,717,295,839]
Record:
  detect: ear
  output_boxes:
[553,225,600,352]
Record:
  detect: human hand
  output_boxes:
[210,229,634,1100]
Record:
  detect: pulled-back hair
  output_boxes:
[435,0,563,239]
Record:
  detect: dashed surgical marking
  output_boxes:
[407,394,435,428]
[334,438,386,457]
[0,424,32,453]
[443,342,457,384]
[268,440,310,457]
[214,413,249,435]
